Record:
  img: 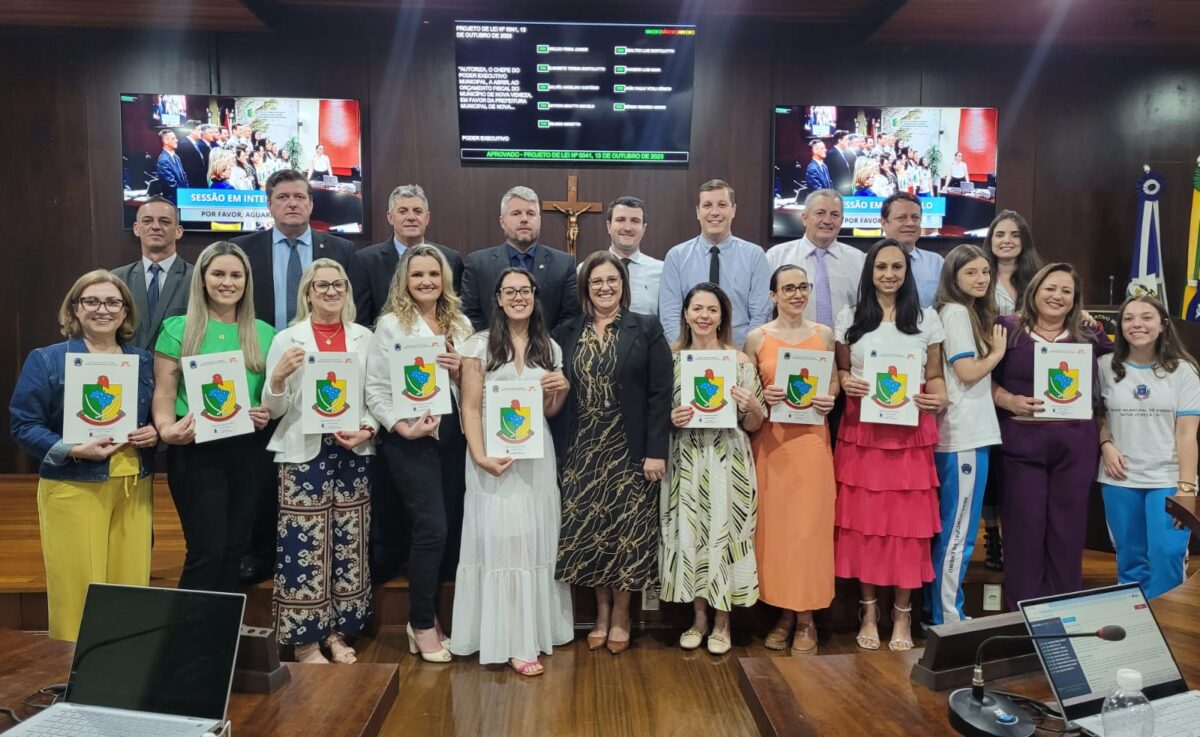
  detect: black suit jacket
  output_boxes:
[176,137,208,189]
[461,243,581,332]
[552,310,672,462]
[826,147,854,195]
[110,257,194,352]
[230,228,356,329]
[348,239,464,327]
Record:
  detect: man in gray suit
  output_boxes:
[111,196,194,351]
[460,185,581,332]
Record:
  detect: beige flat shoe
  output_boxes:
[679,628,704,650]
[764,620,793,651]
[707,631,731,655]
[791,623,817,656]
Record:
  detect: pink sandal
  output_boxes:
[509,658,544,677]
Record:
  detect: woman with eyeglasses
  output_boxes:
[745,265,838,655]
[552,252,672,655]
[152,242,275,594]
[365,244,473,663]
[450,268,574,676]
[262,259,378,664]
[10,271,159,641]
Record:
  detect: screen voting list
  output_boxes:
[455,21,696,163]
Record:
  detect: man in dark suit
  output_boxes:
[804,139,833,193]
[110,197,194,351]
[230,169,356,584]
[176,125,211,190]
[460,185,581,332]
[826,129,856,196]
[154,130,189,204]
[230,169,356,332]
[349,184,463,327]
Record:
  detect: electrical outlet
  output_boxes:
[983,584,1002,611]
[642,589,660,611]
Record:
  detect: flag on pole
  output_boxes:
[1127,167,1167,311]
[1181,157,1200,321]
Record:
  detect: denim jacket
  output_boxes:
[10,337,155,481]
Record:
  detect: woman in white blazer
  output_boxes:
[262,258,379,665]
[365,244,473,662]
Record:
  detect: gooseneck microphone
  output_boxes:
[947,625,1127,737]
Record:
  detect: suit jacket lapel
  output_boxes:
[614,312,637,379]
[154,258,188,324]
[127,264,150,330]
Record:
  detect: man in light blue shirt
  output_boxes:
[880,191,944,308]
[580,195,663,316]
[659,179,772,347]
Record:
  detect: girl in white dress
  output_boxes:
[449,268,574,676]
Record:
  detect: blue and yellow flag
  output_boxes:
[1182,158,1200,321]
[1127,168,1167,310]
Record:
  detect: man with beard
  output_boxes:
[460,185,581,331]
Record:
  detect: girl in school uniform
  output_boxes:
[1098,295,1200,599]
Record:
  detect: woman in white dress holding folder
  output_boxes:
[450,267,573,676]
[365,244,472,662]
[262,258,378,664]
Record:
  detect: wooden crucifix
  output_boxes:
[542,175,602,257]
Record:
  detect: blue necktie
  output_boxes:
[147,263,162,320]
[285,239,302,324]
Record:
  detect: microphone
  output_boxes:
[947,625,1126,737]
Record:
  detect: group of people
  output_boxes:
[801,129,967,201]
[11,173,1198,678]
[156,121,323,203]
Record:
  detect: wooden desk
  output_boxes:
[739,496,1200,737]
[0,629,399,736]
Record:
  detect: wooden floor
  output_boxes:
[0,474,1180,737]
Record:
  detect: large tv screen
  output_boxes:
[772,105,999,239]
[454,20,696,163]
[120,93,364,233]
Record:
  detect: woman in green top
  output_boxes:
[152,241,276,593]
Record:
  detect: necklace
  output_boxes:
[314,321,344,346]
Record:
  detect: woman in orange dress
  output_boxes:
[744,264,838,655]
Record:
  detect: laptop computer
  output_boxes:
[8,583,246,737]
[1019,583,1200,736]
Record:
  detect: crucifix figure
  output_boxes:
[542,174,602,258]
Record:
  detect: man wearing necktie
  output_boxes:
[154,130,189,204]
[110,197,194,351]
[459,185,581,332]
[804,139,833,194]
[578,195,663,317]
[659,179,772,347]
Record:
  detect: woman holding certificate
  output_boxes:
[152,242,275,594]
[834,239,946,652]
[262,259,377,664]
[450,268,573,676]
[926,245,1004,625]
[10,271,158,641]
[745,264,838,656]
[552,251,672,655]
[662,283,767,656]
[365,244,472,663]
[1098,296,1200,599]
[991,263,1111,609]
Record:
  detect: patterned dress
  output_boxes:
[274,435,372,645]
[556,318,659,591]
[659,356,764,611]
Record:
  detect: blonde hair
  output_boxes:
[291,258,357,326]
[58,270,138,342]
[379,244,471,341]
[181,242,265,372]
[208,149,235,182]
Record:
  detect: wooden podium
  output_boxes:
[738,495,1200,736]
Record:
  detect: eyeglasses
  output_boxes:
[500,287,534,299]
[77,297,125,312]
[311,280,348,293]
[588,276,622,289]
[777,283,812,297]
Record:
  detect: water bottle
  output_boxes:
[1100,668,1155,736]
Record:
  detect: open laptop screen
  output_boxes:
[1020,584,1186,719]
[65,584,246,721]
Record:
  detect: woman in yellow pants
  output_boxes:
[9,271,159,640]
